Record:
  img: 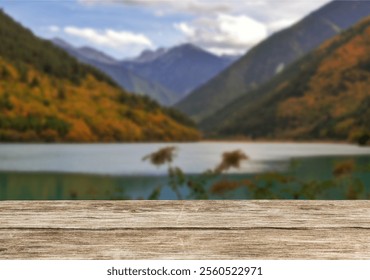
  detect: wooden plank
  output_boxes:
[0,201,370,229]
[1,228,369,259]
[0,201,369,259]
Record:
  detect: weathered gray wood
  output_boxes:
[0,201,369,259]
[1,201,370,229]
[1,229,369,260]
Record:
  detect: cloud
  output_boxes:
[175,14,268,55]
[174,22,195,37]
[78,0,231,15]
[79,0,331,18]
[48,25,60,33]
[76,0,332,56]
[64,26,153,48]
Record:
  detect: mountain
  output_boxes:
[0,10,200,142]
[220,54,241,65]
[122,43,237,100]
[126,48,168,63]
[77,46,117,64]
[200,16,370,144]
[176,0,370,121]
[52,38,177,106]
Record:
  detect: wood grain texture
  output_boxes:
[0,201,369,259]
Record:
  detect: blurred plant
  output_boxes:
[143,147,369,200]
[345,178,366,199]
[210,180,240,195]
[214,150,249,173]
[143,146,177,166]
[143,146,185,199]
[144,147,249,199]
[148,187,161,200]
[333,160,355,177]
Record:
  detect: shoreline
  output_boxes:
[200,139,353,145]
[0,139,366,146]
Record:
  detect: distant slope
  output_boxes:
[176,0,370,121]
[201,16,370,144]
[0,11,200,142]
[125,48,168,63]
[122,44,237,100]
[52,38,177,106]
[76,46,117,64]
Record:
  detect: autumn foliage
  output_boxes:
[0,59,200,142]
[0,11,200,142]
[201,17,370,144]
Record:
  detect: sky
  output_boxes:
[0,0,333,59]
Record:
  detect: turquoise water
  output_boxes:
[0,143,369,200]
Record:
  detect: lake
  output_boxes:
[0,142,370,199]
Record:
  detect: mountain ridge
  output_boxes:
[125,48,168,64]
[122,43,238,100]
[176,0,370,121]
[200,16,370,144]
[51,38,177,105]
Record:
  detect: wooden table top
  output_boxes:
[1,201,369,259]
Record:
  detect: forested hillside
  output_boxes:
[176,1,370,121]
[201,17,370,145]
[0,11,200,142]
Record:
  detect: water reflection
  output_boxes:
[1,143,370,200]
[0,155,369,200]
